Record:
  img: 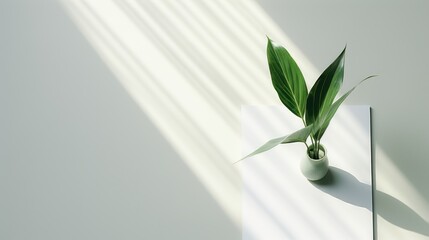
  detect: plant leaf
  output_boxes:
[306,47,346,126]
[236,125,313,164]
[267,37,308,118]
[312,75,378,140]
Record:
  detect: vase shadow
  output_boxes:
[311,167,372,209]
[310,167,429,237]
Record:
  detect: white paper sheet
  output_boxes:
[242,105,373,240]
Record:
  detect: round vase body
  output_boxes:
[300,145,329,181]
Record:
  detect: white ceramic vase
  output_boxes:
[300,144,329,181]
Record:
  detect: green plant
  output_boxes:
[240,37,376,161]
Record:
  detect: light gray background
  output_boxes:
[1,0,429,239]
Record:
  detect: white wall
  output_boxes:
[1,0,429,239]
[0,1,238,239]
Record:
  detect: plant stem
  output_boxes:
[309,133,315,156]
[314,140,319,159]
[301,117,313,154]
[301,118,307,127]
